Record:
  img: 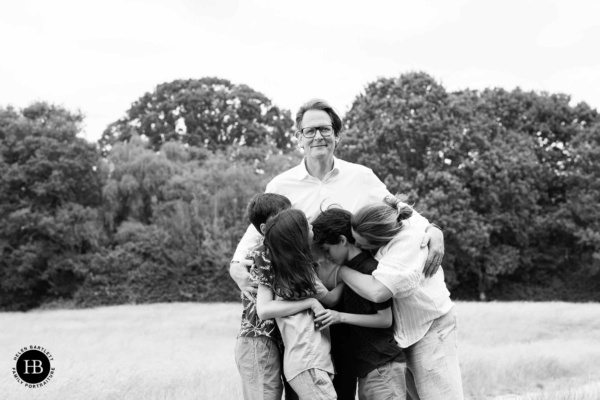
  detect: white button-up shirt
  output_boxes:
[232,157,393,260]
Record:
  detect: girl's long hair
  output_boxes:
[351,195,413,248]
[263,209,318,300]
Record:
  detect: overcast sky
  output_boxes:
[2,0,599,142]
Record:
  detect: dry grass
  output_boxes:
[1,301,599,399]
[459,302,600,399]
[0,303,242,400]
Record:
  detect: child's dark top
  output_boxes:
[336,251,405,378]
[237,244,282,344]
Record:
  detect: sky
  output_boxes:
[2,0,599,142]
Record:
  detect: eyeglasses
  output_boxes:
[297,125,334,138]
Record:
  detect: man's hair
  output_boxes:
[312,208,355,246]
[295,99,343,137]
[246,193,292,233]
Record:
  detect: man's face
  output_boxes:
[298,110,337,162]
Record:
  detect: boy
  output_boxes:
[234,193,296,400]
[312,208,407,400]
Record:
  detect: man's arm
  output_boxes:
[229,224,263,299]
[229,260,256,300]
[421,225,444,277]
[395,203,444,277]
[231,224,263,262]
[369,214,428,299]
[230,178,283,297]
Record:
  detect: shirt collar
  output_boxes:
[295,156,341,181]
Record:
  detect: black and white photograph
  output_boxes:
[1,0,599,399]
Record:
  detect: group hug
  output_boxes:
[229,99,463,400]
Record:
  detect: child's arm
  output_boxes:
[313,306,393,330]
[318,282,345,308]
[339,266,394,303]
[256,283,324,320]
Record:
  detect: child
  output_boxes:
[253,209,337,400]
[312,208,407,400]
[234,193,294,400]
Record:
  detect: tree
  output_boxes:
[99,77,295,155]
[74,135,303,307]
[341,72,450,189]
[102,134,182,228]
[560,121,600,274]
[339,72,600,299]
[0,103,105,310]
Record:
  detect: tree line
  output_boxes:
[1,73,599,311]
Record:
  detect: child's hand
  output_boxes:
[314,309,341,330]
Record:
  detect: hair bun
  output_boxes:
[384,195,412,223]
[396,205,413,222]
[384,195,400,208]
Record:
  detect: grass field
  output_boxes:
[1,301,600,400]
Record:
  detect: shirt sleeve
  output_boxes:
[232,224,263,262]
[265,176,285,195]
[361,168,432,227]
[361,258,393,311]
[373,298,393,311]
[232,176,280,262]
[362,168,393,204]
[372,215,429,299]
[399,202,430,225]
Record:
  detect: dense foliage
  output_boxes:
[100,77,295,155]
[74,138,300,308]
[1,74,599,310]
[0,103,106,309]
[339,72,600,300]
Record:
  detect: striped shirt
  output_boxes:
[372,214,454,348]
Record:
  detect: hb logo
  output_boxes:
[16,350,51,384]
[23,360,44,374]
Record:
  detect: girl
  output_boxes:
[253,209,337,400]
[339,196,464,400]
